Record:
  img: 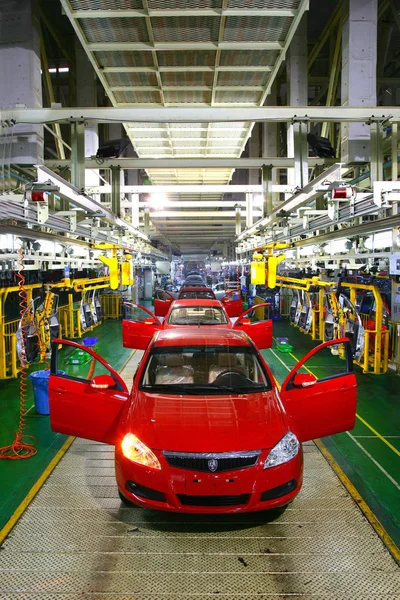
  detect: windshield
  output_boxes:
[179,290,215,300]
[168,305,228,325]
[139,345,271,395]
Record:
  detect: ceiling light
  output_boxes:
[148,193,169,210]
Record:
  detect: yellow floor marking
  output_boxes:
[315,440,400,565]
[355,413,400,457]
[269,360,400,564]
[0,348,136,545]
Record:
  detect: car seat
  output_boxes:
[208,353,239,383]
[155,354,194,385]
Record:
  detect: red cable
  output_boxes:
[0,240,37,459]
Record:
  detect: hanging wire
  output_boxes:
[0,238,37,459]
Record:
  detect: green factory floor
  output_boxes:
[0,320,133,535]
[262,319,400,549]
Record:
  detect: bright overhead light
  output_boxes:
[148,193,169,209]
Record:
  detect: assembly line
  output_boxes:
[1,0,400,597]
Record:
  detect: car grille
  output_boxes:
[177,494,250,507]
[163,451,260,473]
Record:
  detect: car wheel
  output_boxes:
[118,489,136,507]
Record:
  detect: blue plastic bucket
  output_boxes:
[82,337,98,348]
[29,369,65,415]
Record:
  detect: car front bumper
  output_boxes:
[115,449,303,514]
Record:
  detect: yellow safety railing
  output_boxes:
[389,322,400,374]
[100,293,135,320]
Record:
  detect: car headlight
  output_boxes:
[121,433,161,470]
[264,432,299,469]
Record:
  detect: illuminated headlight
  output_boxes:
[264,432,299,469]
[121,433,161,470]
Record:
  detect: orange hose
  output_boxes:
[0,240,37,459]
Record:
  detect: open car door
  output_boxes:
[122,302,162,350]
[221,289,242,318]
[49,340,129,443]
[233,302,272,349]
[280,338,357,442]
[154,289,174,317]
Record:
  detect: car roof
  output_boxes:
[170,299,222,308]
[179,286,215,294]
[154,328,251,347]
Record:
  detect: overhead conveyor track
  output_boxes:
[0,352,399,599]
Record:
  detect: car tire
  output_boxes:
[118,489,136,507]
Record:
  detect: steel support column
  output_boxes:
[246,193,253,228]
[144,208,150,236]
[287,15,308,188]
[370,120,384,183]
[70,122,85,190]
[293,121,309,188]
[111,166,121,217]
[262,165,273,218]
[235,205,242,236]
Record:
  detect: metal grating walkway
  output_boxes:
[1,446,399,597]
[0,350,398,598]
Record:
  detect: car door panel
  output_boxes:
[122,303,162,349]
[221,290,242,318]
[49,340,129,444]
[280,338,357,442]
[154,290,174,317]
[233,303,273,349]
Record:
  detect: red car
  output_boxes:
[49,331,357,514]
[154,286,242,318]
[122,298,273,350]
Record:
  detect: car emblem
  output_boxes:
[208,459,218,472]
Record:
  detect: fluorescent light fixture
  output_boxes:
[149,193,169,209]
[58,67,69,73]
[48,68,57,74]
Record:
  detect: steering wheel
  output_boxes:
[214,367,248,380]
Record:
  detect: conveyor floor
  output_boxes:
[0,353,399,599]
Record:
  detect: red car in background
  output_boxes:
[122,298,273,351]
[154,286,243,318]
[49,331,357,514]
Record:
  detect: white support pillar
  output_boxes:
[246,193,253,228]
[0,0,43,163]
[75,39,99,189]
[248,123,260,186]
[131,193,140,228]
[262,82,278,206]
[286,15,308,188]
[235,204,242,236]
[341,0,377,163]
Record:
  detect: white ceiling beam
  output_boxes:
[86,41,283,52]
[72,8,296,18]
[104,66,272,73]
[149,210,262,217]
[43,157,335,169]
[87,185,264,194]
[110,85,264,92]
[8,106,400,124]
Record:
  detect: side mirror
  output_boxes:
[90,374,116,390]
[239,318,251,326]
[292,372,317,388]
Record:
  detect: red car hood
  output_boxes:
[130,390,287,452]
